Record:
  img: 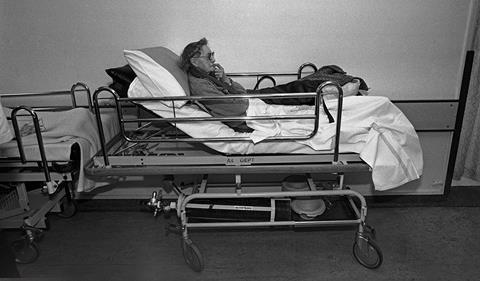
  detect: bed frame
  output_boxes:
[85,65,383,272]
[0,82,90,263]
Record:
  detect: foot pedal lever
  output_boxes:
[146,191,175,217]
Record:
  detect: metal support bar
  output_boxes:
[235,174,242,194]
[11,107,52,188]
[70,82,92,111]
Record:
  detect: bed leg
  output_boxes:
[235,174,242,194]
[305,174,317,191]
[353,221,382,269]
[336,173,344,190]
[347,192,383,269]
[63,179,75,204]
[198,175,208,193]
[178,197,204,272]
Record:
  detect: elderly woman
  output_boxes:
[180,38,252,132]
[180,38,367,132]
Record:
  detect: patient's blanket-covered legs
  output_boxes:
[246,96,423,191]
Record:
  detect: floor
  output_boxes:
[4,188,480,281]
[452,176,480,187]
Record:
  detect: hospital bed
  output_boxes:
[86,81,383,272]
[0,83,118,263]
[83,46,426,272]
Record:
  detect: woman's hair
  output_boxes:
[180,37,208,72]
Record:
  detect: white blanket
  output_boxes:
[128,78,423,191]
[246,97,423,190]
[0,107,117,192]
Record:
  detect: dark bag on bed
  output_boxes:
[105,64,137,97]
[250,65,368,123]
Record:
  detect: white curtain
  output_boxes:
[454,3,480,181]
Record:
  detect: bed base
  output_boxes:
[0,82,89,263]
[145,174,382,272]
[87,71,382,271]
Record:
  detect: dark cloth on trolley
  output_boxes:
[249,65,368,105]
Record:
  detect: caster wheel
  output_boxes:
[353,235,383,269]
[182,239,204,272]
[11,239,40,264]
[57,198,77,218]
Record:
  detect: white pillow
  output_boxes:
[124,49,187,108]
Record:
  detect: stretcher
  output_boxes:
[85,72,392,271]
[0,83,110,263]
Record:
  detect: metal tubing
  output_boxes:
[11,107,52,183]
[227,70,314,78]
[181,189,366,213]
[179,189,366,230]
[177,188,366,237]
[127,114,315,123]
[253,75,276,90]
[92,86,122,167]
[297,62,318,79]
[4,82,91,111]
[120,92,316,101]
[317,81,344,162]
[187,219,361,229]
[346,196,361,219]
[107,91,324,144]
[186,203,272,212]
[70,82,92,111]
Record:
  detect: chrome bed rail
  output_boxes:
[1,82,92,112]
[91,80,344,167]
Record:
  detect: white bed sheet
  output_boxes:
[128,78,423,191]
[0,108,118,192]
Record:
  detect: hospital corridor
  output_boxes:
[2,0,480,280]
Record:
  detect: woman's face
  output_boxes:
[191,45,215,73]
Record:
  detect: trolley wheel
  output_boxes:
[56,198,78,218]
[353,235,383,269]
[182,239,204,272]
[11,239,40,264]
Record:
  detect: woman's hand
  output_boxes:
[213,63,228,83]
